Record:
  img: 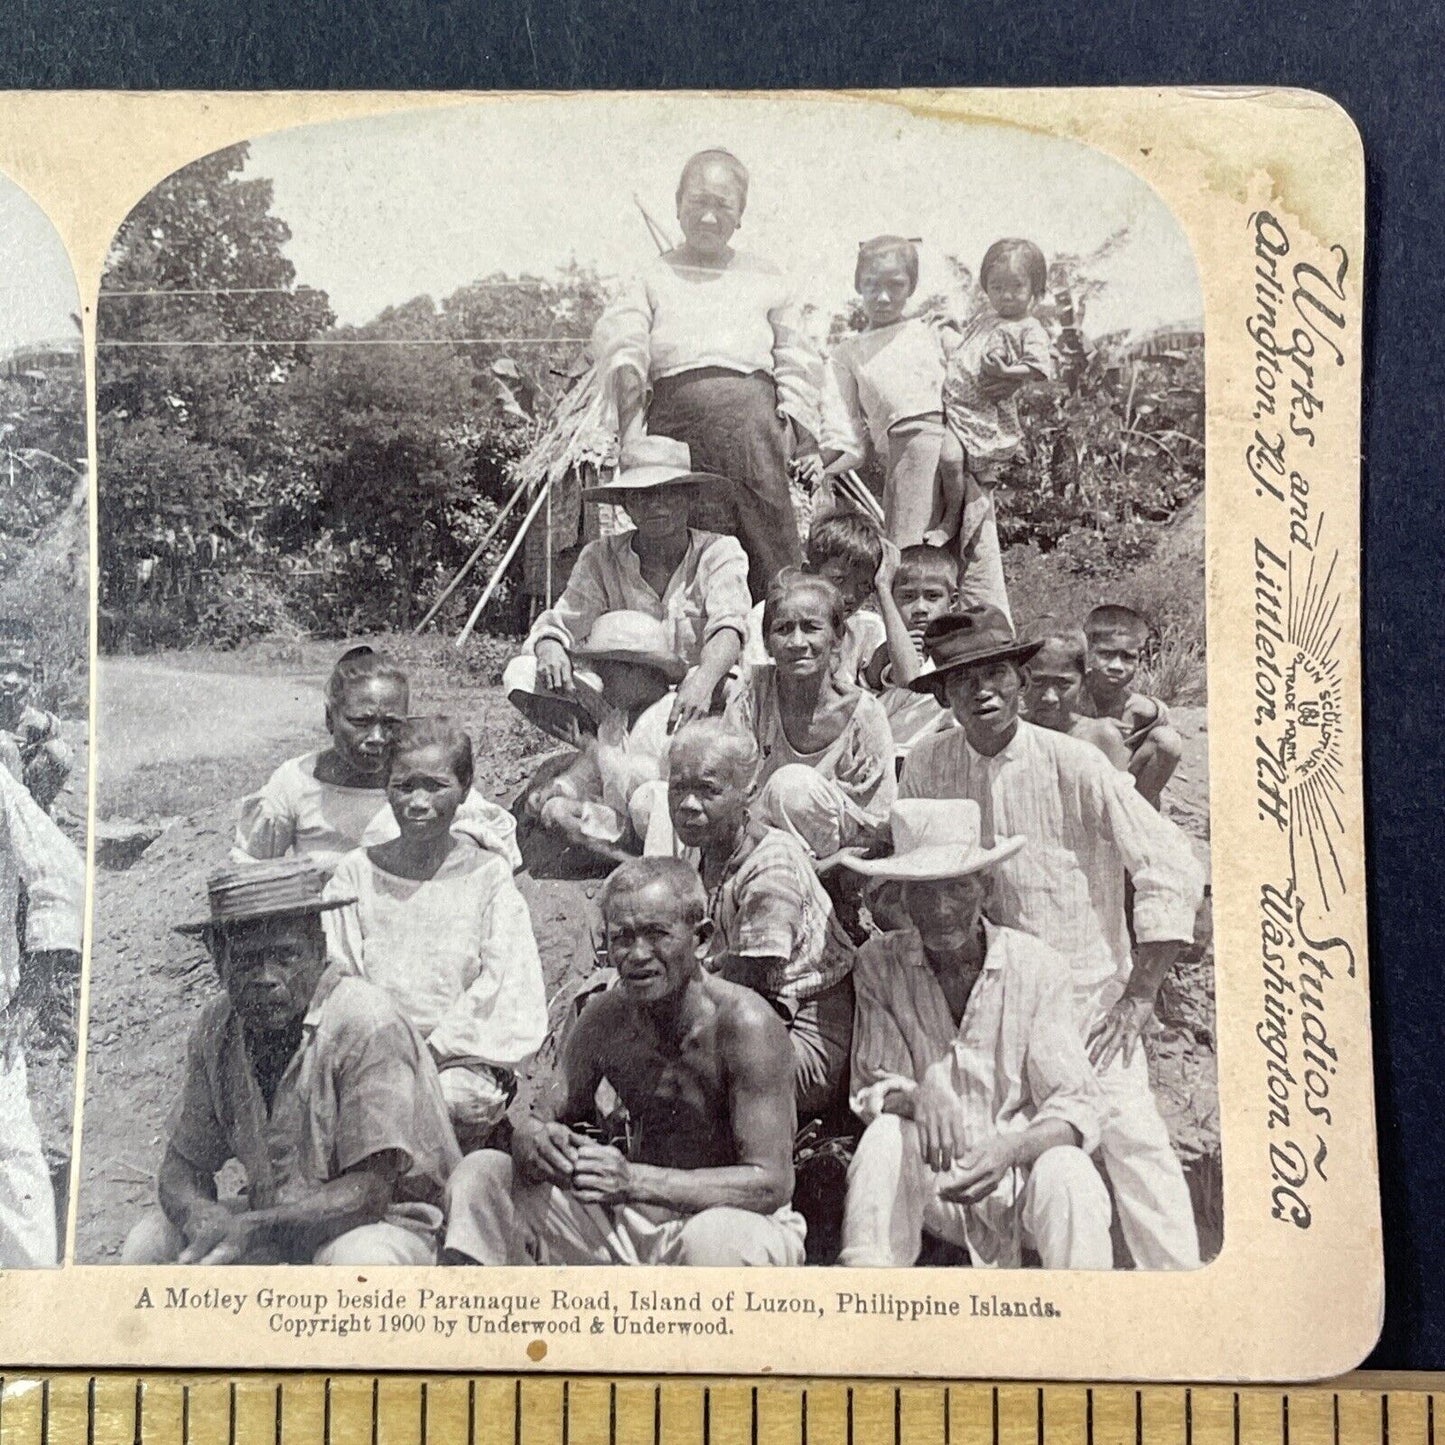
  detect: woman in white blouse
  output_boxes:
[591,149,822,599]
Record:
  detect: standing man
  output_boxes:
[0,762,84,1267]
[900,607,1206,1270]
[444,856,805,1267]
[835,799,1111,1269]
[122,859,460,1266]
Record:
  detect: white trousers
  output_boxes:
[121,1204,437,1266]
[1094,1046,1202,1270]
[0,1053,56,1269]
[838,1114,1112,1269]
[445,1149,806,1267]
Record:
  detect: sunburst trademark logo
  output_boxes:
[1254,544,1348,908]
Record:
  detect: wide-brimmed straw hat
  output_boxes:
[572,610,688,684]
[834,799,1023,881]
[580,435,727,502]
[176,859,353,936]
[906,606,1044,695]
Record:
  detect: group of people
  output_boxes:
[122,145,1207,1274]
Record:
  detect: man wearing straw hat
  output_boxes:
[835,798,1112,1269]
[505,435,751,740]
[122,859,460,1266]
[521,611,687,863]
[899,606,1206,1270]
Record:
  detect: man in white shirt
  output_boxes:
[836,798,1111,1269]
[899,606,1206,1270]
[0,764,85,1267]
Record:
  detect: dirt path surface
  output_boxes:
[76,652,1217,1263]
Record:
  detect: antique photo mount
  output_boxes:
[0,88,1379,1382]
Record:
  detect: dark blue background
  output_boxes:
[1,0,1438,1371]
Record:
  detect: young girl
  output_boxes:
[323,717,547,1148]
[725,571,895,861]
[818,236,958,549]
[234,645,520,875]
[940,238,1054,616]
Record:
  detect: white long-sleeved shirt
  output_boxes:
[0,765,84,1011]
[591,251,821,436]
[524,528,750,668]
[233,752,522,876]
[849,921,1106,1267]
[323,844,547,1071]
[819,317,948,468]
[899,719,1204,994]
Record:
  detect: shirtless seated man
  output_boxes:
[444,856,806,1267]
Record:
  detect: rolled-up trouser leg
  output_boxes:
[1019,1145,1114,1270]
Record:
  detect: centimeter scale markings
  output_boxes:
[0,1377,1435,1445]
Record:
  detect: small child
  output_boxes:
[1020,618,1131,769]
[861,542,960,762]
[0,618,72,813]
[234,644,520,874]
[522,611,682,864]
[940,238,1054,619]
[742,512,886,685]
[817,236,959,549]
[324,717,547,1150]
[1081,604,1184,808]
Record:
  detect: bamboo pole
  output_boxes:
[835,468,885,527]
[455,479,551,648]
[413,471,531,633]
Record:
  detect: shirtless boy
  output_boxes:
[443,856,806,1266]
[1022,620,1130,769]
[1081,604,1183,808]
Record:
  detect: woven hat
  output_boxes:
[834,799,1023,881]
[906,606,1044,695]
[581,435,727,501]
[572,610,688,684]
[176,858,353,936]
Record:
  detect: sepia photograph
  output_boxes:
[0,167,89,1269]
[75,96,1217,1278]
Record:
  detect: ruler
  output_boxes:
[0,1375,1436,1444]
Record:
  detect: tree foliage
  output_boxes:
[97,144,606,649]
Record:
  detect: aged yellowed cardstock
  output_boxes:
[0,88,1375,1380]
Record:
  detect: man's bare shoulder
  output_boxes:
[706,974,790,1055]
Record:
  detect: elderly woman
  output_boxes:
[725,571,896,861]
[591,148,821,598]
[508,436,750,736]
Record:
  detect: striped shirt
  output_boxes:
[708,825,855,1002]
[526,529,750,669]
[850,922,1105,1267]
[899,719,1204,993]
[0,765,84,1011]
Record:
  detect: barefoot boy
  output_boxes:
[1081,605,1183,808]
[1022,620,1130,769]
